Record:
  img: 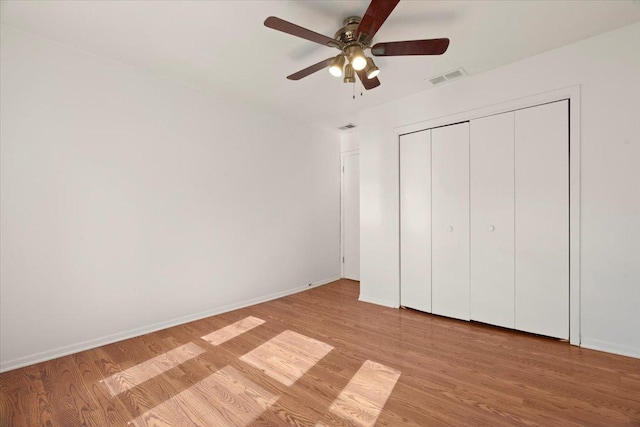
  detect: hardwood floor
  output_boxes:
[1,279,639,426]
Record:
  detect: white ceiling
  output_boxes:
[2,1,640,132]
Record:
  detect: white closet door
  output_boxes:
[515,100,569,339]
[400,130,431,312]
[342,153,360,280]
[470,112,515,328]
[431,122,470,321]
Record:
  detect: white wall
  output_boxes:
[359,22,640,357]
[340,131,360,153]
[0,26,340,372]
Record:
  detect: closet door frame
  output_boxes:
[395,85,581,346]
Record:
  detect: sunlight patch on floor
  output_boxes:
[201,316,265,346]
[129,365,278,427]
[102,342,205,396]
[240,330,334,386]
[329,360,401,427]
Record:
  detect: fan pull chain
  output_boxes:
[353,81,356,100]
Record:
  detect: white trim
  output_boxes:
[581,339,640,360]
[394,85,582,346]
[0,277,340,373]
[396,85,579,136]
[340,151,359,279]
[568,88,581,347]
[359,294,399,308]
[312,276,341,287]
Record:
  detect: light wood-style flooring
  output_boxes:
[1,279,639,426]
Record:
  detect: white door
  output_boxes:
[515,100,569,339]
[400,130,432,312]
[470,112,515,328]
[431,122,470,321]
[342,153,360,280]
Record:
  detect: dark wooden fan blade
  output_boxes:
[355,0,400,43]
[287,58,334,80]
[355,69,381,90]
[371,38,450,56]
[264,16,338,47]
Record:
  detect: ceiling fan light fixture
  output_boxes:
[265,0,451,91]
[329,55,345,77]
[346,46,367,71]
[365,57,380,79]
[343,63,356,83]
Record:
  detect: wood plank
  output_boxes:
[0,369,29,427]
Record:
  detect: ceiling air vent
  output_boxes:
[427,67,467,86]
[339,123,357,130]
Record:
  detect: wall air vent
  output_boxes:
[427,67,467,86]
[339,123,357,130]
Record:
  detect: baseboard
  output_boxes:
[0,276,340,373]
[358,294,399,309]
[312,276,341,287]
[580,338,640,359]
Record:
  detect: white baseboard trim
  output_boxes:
[580,338,640,359]
[358,294,399,309]
[0,276,340,373]
[312,276,341,287]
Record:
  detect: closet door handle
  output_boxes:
[448,226,454,232]
[488,225,495,232]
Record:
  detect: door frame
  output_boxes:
[395,85,581,346]
[341,150,359,279]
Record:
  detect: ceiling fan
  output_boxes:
[264,0,450,90]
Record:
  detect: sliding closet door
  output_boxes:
[400,130,432,312]
[470,112,515,328]
[431,123,470,321]
[515,100,569,339]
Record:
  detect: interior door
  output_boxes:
[342,153,360,280]
[515,100,569,339]
[431,122,470,321]
[470,112,515,328]
[400,130,432,312]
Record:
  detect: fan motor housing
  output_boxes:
[334,16,365,47]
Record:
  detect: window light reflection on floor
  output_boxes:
[240,329,334,386]
[128,365,278,427]
[201,316,265,346]
[328,360,401,427]
[107,319,397,426]
[101,342,205,396]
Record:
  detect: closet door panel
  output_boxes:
[400,130,432,312]
[470,112,515,328]
[431,123,470,321]
[515,100,569,339]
